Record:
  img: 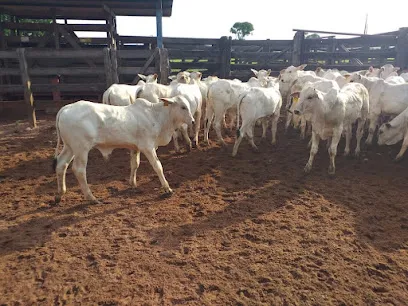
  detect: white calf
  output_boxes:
[53,97,195,203]
[294,83,369,175]
[378,106,408,162]
[232,79,282,156]
[349,74,408,145]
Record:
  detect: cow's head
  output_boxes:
[161,95,195,128]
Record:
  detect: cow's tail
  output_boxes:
[236,92,246,138]
[53,110,62,172]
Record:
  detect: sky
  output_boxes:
[74,0,406,39]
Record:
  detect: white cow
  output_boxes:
[287,78,339,139]
[385,76,406,84]
[102,84,144,106]
[366,64,400,79]
[349,74,408,145]
[53,97,195,204]
[378,106,408,162]
[232,79,282,156]
[137,73,158,85]
[204,77,268,146]
[102,74,157,106]
[278,64,315,102]
[294,83,369,175]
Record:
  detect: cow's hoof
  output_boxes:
[328,166,336,176]
[304,164,312,174]
[394,156,403,163]
[53,195,61,205]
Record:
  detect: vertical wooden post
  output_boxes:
[156,0,163,49]
[328,37,336,66]
[52,8,60,50]
[110,48,119,84]
[292,31,304,66]
[396,27,408,70]
[225,36,232,78]
[107,14,117,51]
[219,36,227,78]
[158,48,169,84]
[103,47,113,88]
[17,48,36,128]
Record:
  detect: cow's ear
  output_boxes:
[138,74,147,80]
[251,69,258,77]
[298,64,307,70]
[386,123,392,128]
[160,97,175,106]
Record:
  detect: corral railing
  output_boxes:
[1,28,408,126]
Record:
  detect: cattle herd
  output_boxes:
[52,63,408,204]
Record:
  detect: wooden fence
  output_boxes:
[1,27,408,126]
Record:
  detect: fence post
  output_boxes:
[158,48,170,84]
[396,27,408,70]
[103,47,113,88]
[17,48,36,128]
[225,36,232,78]
[292,31,304,66]
[110,48,119,84]
[219,36,228,78]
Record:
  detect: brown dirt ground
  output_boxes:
[0,113,407,306]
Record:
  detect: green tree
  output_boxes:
[230,22,254,40]
[305,33,320,39]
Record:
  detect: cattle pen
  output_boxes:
[0,1,407,126]
[1,2,408,305]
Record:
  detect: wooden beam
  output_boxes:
[158,48,169,84]
[110,48,119,83]
[293,28,396,37]
[132,48,158,84]
[292,31,304,66]
[57,24,96,67]
[396,27,408,69]
[156,0,163,48]
[103,47,113,88]
[52,8,60,49]
[17,48,36,128]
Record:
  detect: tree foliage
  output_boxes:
[305,33,320,39]
[230,22,254,40]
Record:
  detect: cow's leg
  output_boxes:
[232,122,251,157]
[300,116,307,140]
[129,150,141,187]
[343,124,352,156]
[366,114,379,145]
[271,114,279,145]
[172,130,182,153]
[262,118,268,139]
[192,109,201,148]
[285,112,292,134]
[203,104,214,145]
[71,151,98,203]
[304,131,320,174]
[55,145,74,204]
[245,122,259,152]
[328,129,342,175]
[355,118,364,157]
[395,129,408,162]
[214,110,227,147]
[143,148,172,194]
[180,124,192,152]
[326,137,332,150]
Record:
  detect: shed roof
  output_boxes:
[0,0,173,19]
